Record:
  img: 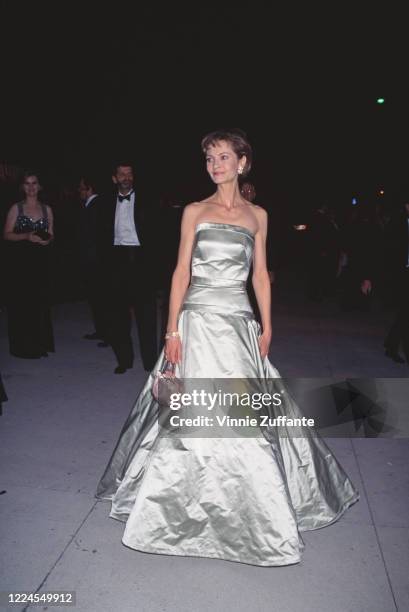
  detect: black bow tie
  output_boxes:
[118,191,133,202]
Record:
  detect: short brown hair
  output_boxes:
[201,128,252,177]
[20,170,42,192]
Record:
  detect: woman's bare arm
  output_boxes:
[165,204,201,363]
[251,208,272,358]
[3,204,30,241]
[47,206,54,238]
[165,204,198,363]
[166,205,197,331]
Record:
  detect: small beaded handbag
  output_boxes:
[152,360,183,406]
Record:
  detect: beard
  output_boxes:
[119,181,133,192]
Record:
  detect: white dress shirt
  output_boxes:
[114,191,141,246]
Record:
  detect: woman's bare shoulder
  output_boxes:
[244,204,266,236]
[180,202,206,228]
[185,201,207,208]
[6,202,20,215]
[248,202,266,212]
[183,201,206,214]
[183,201,211,217]
[188,198,214,208]
[249,203,267,222]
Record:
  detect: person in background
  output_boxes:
[77,176,109,346]
[3,171,55,358]
[0,371,7,416]
[51,183,81,302]
[306,203,341,301]
[240,181,256,204]
[338,202,380,312]
[100,162,158,374]
[383,199,409,364]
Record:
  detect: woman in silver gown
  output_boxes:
[96,129,359,566]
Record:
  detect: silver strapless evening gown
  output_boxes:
[96,222,359,566]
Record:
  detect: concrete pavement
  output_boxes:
[1,283,408,612]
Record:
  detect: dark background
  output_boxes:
[1,3,408,213]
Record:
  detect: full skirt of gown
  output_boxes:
[96,223,359,566]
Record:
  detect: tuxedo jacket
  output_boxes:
[98,188,157,274]
[77,195,102,265]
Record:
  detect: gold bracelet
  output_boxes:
[165,331,180,340]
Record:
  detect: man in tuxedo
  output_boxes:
[306,204,341,301]
[102,162,158,374]
[78,176,108,345]
[338,203,380,312]
[383,200,409,364]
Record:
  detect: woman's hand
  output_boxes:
[165,336,182,365]
[258,329,272,360]
[28,232,49,245]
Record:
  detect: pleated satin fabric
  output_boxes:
[96,222,359,566]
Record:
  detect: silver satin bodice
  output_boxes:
[183,222,254,320]
[96,222,359,566]
[178,222,266,378]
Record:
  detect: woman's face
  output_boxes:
[205,140,245,185]
[23,175,41,198]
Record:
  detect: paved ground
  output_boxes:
[1,277,408,612]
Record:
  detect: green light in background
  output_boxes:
[377,98,385,104]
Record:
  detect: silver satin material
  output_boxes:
[97,222,359,566]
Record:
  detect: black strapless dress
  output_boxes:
[5,202,55,358]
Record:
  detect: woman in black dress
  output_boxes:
[3,171,55,358]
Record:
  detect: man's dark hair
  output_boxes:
[112,161,134,175]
